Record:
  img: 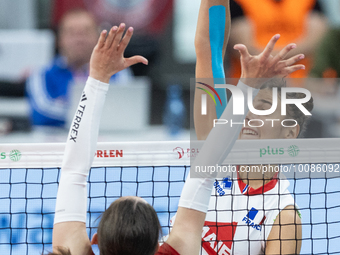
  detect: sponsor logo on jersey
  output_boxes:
[242,207,264,231]
[222,177,232,189]
[214,177,233,196]
[202,221,237,255]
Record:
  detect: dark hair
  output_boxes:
[97,197,161,255]
[260,78,314,137]
[44,247,71,255]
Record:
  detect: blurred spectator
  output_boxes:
[26,9,132,127]
[51,0,173,77]
[310,0,340,78]
[228,0,328,79]
[51,0,173,36]
[49,0,174,127]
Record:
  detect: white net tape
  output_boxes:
[0,138,339,168]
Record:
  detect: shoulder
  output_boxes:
[275,205,301,224]
[265,205,302,253]
[269,205,302,240]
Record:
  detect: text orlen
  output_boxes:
[213,118,298,128]
[96,150,123,158]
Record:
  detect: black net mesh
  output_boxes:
[0,165,340,254]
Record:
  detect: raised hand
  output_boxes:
[89,23,148,83]
[234,34,305,88]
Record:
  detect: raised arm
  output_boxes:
[194,0,231,140]
[196,29,306,140]
[52,24,147,255]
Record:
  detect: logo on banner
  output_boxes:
[96,150,123,158]
[287,145,299,157]
[259,145,300,158]
[173,147,199,159]
[173,147,184,159]
[10,150,21,162]
[0,150,22,162]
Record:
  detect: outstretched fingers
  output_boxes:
[282,54,305,68]
[118,27,134,53]
[261,34,280,59]
[282,64,305,76]
[234,44,251,61]
[97,30,107,49]
[104,26,118,49]
[125,55,148,68]
[112,23,126,49]
[271,43,296,64]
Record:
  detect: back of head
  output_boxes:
[98,198,161,255]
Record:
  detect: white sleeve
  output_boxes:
[54,77,109,224]
[178,81,259,213]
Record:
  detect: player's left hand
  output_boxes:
[234,34,305,88]
[89,23,148,83]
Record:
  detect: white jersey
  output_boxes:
[169,174,296,255]
[201,174,295,255]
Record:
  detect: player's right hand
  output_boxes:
[234,34,305,88]
[89,23,148,83]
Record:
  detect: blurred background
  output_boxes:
[0,0,339,143]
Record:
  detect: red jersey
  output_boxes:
[156,243,180,255]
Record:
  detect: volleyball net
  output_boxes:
[0,139,340,255]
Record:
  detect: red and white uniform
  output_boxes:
[200,173,295,255]
[170,172,295,255]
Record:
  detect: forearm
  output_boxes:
[195,0,230,62]
[194,0,231,140]
[172,81,259,254]
[182,81,259,211]
[54,77,109,224]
